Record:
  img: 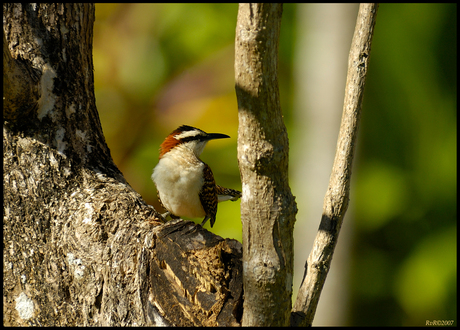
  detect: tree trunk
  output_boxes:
[235,3,298,326]
[3,3,242,326]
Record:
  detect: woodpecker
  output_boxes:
[151,125,241,228]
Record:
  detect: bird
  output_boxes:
[151,125,241,228]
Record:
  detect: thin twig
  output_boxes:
[291,4,379,327]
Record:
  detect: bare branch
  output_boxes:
[235,3,297,327]
[291,3,379,326]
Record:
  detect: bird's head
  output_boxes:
[159,125,230,158]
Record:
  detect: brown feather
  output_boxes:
[159,133,181,158]
[216,185,241,200]
[199,164,218,227]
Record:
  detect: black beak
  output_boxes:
[206,132,230,141]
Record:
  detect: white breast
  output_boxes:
[151,150,206,219]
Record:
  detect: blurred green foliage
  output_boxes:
[93,4,456,326]
[351,3,456,326]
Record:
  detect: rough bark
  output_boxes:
[235,3,297,327]
[3,3,242,326]
[291,3,379,326]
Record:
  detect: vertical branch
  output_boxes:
[291,3,379,326]
[235,3,297,327]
